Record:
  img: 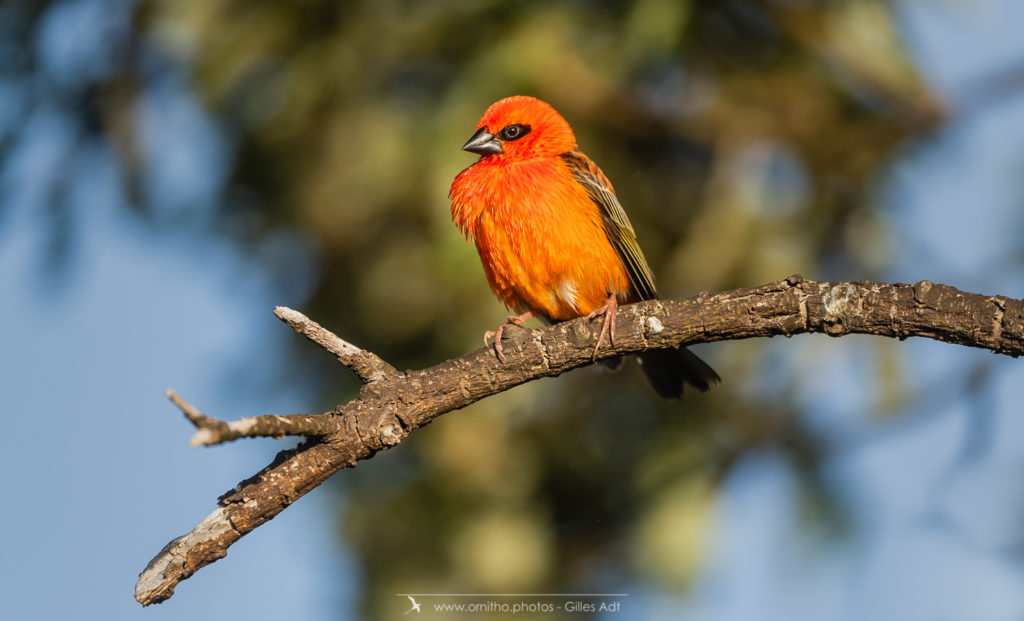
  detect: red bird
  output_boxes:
[449,96,719,398]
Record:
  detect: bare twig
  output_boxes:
[137,277,1023,606]
[274,306,396,383]
[165,390,216,428]
[166,390,341,447]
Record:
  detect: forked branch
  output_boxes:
[136,276,1022,606]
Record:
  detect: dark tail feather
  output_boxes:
[638,347,720,399]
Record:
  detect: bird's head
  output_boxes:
[461,95,577,162]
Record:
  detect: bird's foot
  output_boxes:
[484,311,534,362]
[584,295,618,361]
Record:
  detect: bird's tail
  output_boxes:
[638,347,720,399]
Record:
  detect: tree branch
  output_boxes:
[166,390,341,447]
[274,306,396,383]
[136,276,1023,605]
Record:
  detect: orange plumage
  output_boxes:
[450,95,719,398]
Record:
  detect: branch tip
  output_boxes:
[166,389,206,426]
[271,305,397,383]
[273,306,301,323]
[190,428,217,447]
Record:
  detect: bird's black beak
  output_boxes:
[461,127,503,155]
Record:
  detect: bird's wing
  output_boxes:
[560,151,658,301]
[407,596,416,605]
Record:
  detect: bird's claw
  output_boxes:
[483,327,506,362]
[585,295,618,361]
[484,312,533,363]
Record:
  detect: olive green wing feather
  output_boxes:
[560,151,658,301]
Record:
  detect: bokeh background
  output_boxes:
[3,1,1024,619]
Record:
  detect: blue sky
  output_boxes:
[2,1,1024,620]
[0,149,350,618]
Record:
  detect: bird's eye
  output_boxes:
[499,124,530,141]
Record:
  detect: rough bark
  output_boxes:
[135,276,1023,605]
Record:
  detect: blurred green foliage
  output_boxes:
[4,0,945,618]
